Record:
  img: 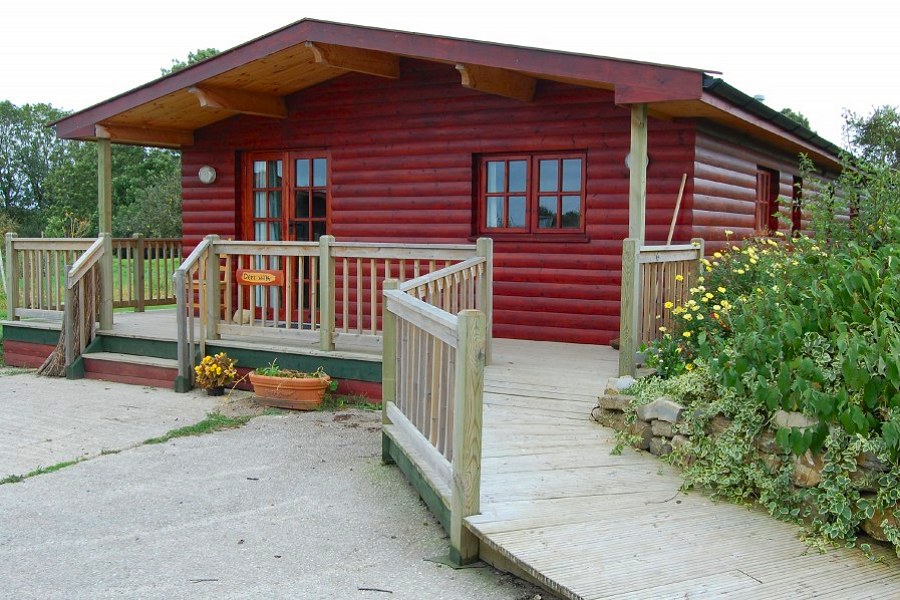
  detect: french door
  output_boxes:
[242,151,329,326]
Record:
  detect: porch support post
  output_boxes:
[618,238,641,377]
[205,235,221,341]
[628,103,648,243]
[97,138,114,330]
[4,233,18,321]
[99,233,113,330]
[381,279,399,464]
[318,235,336,351]
[475,237,493,365]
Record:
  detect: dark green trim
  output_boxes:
[67,337,102,380]
[207,345,381,382]
[174,375,192,393]
[98,335,178,359]
[2,325,60,346]
[383,432,451,533]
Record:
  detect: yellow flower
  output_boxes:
[749,258,757,264]
[658,326,667,333]
[683,313,693,321]
[706,266,712,272]
[713,304,721,311]
[732,245,740,251]
[736,268,745,275]
[664,301,674,309]
[685,363,695,371]
[717,287,726,293]
[697,276,705,283]
[675,274,684,282]
[775,231,785,237]
[216,366,223,374]
[695,314,704,320]
[704,292,714,299]
[701,296,709,303]
[713,252,723,258]
[724,230,734,236]
[683,331,692,338]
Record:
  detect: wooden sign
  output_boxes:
[236,269,284,286]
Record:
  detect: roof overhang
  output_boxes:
[51,19,841,170]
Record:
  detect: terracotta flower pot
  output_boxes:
[249,372,331,411]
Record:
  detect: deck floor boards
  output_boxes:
[470,339,900,600]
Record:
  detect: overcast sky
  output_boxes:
[2,1,896,146]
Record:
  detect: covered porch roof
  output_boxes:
[51,19,841,170]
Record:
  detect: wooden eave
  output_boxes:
[51,19,707,148]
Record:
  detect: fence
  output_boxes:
[3,233,183,320]
[619,237,704,376]
[381,244,491,566]
[173,235,491,392]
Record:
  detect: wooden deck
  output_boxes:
[471,339,900,599]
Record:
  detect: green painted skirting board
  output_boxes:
[382,431,451,533]
[206,344,381,383]
[2,324,61,345]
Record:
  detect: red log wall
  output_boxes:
[182,59,696,345]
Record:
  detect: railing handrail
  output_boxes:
[384,288,459,347]
[398,256,486,293]
[638,243,703,264]
[176,235,215,276]
[11,238,96,250]
[331,242,476,261]
[66,237,106,289]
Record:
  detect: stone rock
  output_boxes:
[773,410,819,430]
[670,434,690,450]
[754,429,780,454]
[604,376,635,395]
[594,408,627,431]
[651,420,674,438]
[628,420,652,450]
[857,452,890,473]
[792,450,825,488]
[649,436,673,457]
[861,505,900,543]
[598,394,631,412]
[636,397,684,423]
[706,415,733,436]
[850,467,881,493]
[760,453,783,475]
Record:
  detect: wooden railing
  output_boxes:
[173,235,214,393]
[381,249,490,565]
[619,237,704,376]
[64,236,110,373]
[173,235,491,392]
[111,236,182,309]
[3,233,182,320]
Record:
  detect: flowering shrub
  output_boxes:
[194,353,238,389]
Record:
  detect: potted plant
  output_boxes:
[249,362,336,410]
[194,352,238,396]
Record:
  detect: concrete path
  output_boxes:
[0,373,548,600]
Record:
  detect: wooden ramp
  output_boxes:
[469,339,900,599]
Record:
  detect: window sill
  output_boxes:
[469,232,591,243]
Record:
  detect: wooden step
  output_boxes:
[82,352,178,389]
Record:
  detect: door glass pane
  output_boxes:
[296,159,310,188]
[486,197,502,228]
[254,192,266,218]
[508,196,526,228]
[562,159,582,192]
[253,161,266,188]
[561,196,581,228]
[508,160,527,193]
[269,223,282,241]
[312,221,327,241]
[267,160,282,187]
[312,190,327,217]
[486,162,505,193]
[268,191,282,218]
[295,191,309,218]
[254,222,266,241]
[294,222,309,241]
[313,158,327,187]
[539,160,558,192]
[538,196,558,228]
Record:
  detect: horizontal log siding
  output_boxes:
[692,127,803,252]
[183,60,695,345]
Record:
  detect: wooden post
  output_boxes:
[174,269,191,392]
[475,237,493,365]
[629,103,648,243]
[97,138,112,235]
[318,234,336,351]
[133,233,146,312]
[205,235,221,340]
[691,237,705,279]
[450,309,485,566]
[381,279,399,464]
[98,233,113,330]
[64,270,76,378]
[4,233,18,321]
[618,238,641,377]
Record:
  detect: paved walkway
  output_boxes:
[0,372,548,599]
[468,339,900,599]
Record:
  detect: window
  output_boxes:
[480,153,585,234]
[755,167,779,235]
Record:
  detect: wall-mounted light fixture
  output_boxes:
[198,165,217,184]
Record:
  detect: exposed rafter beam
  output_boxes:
[305,41,399,79]
[95,124,194,148]
[187,85,287,119]
[455,63,536,102]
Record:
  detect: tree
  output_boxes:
[844,105,900,167]
[779,107,812,129]
[161,48,220,76]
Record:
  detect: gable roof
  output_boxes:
[51,19,840,169]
